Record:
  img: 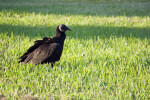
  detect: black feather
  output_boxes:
[18,37,53,62]
[19,24,71,67]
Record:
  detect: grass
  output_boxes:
[0,0,150,99]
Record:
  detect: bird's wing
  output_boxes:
[23,43,61,64]
[19,37,53,62]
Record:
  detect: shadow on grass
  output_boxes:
[0,1,150,17]
[0,24,149,40]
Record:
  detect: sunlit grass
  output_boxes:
[0,11,150,27]
[0,0,150,99]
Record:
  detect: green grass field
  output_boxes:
[0,0,150,99]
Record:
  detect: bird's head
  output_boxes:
[59,24,72,32]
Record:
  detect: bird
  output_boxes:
[19,24,72,67]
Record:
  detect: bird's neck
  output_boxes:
[53,26,66,45]
[55,26,66,37]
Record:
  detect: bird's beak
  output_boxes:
[67,27,72,31]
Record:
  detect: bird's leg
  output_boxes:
[51,63,54,68]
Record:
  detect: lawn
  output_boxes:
[0,0,150,99]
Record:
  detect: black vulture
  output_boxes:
[19,24,72,67]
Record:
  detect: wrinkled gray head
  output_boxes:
[59,24,72,32]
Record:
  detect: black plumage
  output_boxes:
[19,24,72,67]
